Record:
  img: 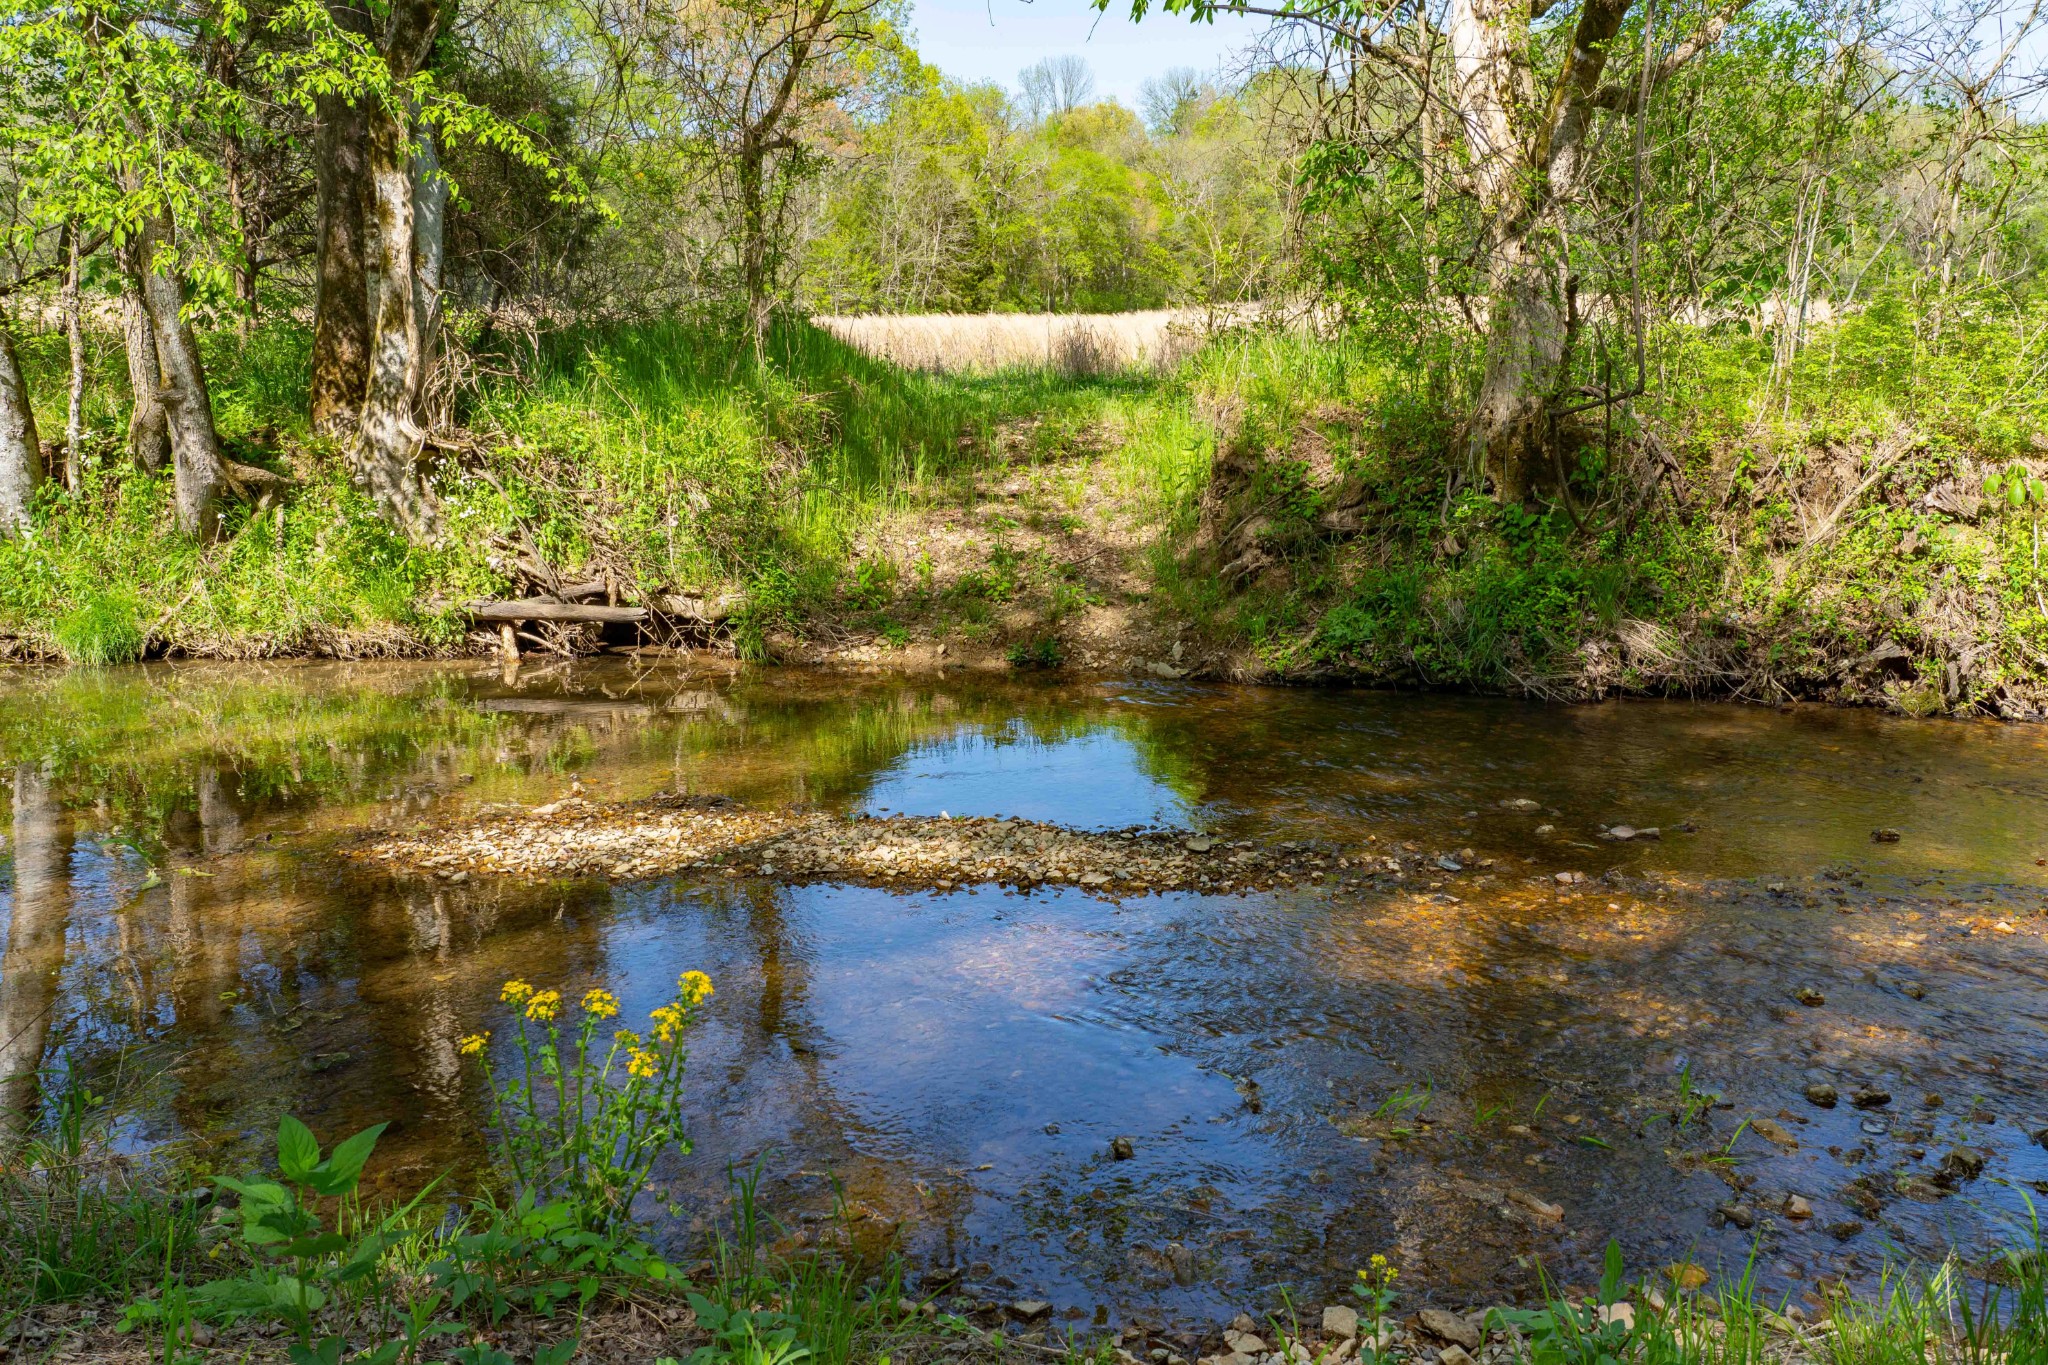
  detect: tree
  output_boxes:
[0,304,41,537]
[644,0,887,350]
[1113,0,1761,499]
[1140,64,1211,133]
[1020,54,1096,121]
[2,0,251,537]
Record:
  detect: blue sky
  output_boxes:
[906,0,1270,109]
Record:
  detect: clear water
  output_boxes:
[2,660,2045,1323]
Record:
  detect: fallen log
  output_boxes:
[465,600,648,624]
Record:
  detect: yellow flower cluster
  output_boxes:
[1358,1254,1398,1286]
[458,1032,490,1057]
[581,988,620,1020]
[614,1028,642,1048]
[679,971,713,1006]
[649,1003,684,1043]
[500,979,534,1006]
[524,989,562,1022]
[627,1049,660,1079]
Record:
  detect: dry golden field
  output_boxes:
[813,307,1264,374]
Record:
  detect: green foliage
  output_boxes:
[1006,635,1064,669]
[51,591,145,665]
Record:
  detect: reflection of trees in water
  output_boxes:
[2,764,70,1136]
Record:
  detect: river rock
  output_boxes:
[1804,1084,1839,1107]
[1322,1306,1358,1339]
[1596,1304,1634,1331]
[1940,1148,1987,1182]
[1750,1118,1799,1150]
[1784,1194,1813,1219]
[1437,1346,1475,1365]
[1851,1087,1892,1109]
[1110,1136,1136,1160]
[1502,798,1541,811]
[1794,986,1825,1007]
[1717,1203,1757,1230]
[1899,981,1927,999]
[1225,1331,1268,1355]
[1418,1309,1480,1350]
[1010,1301,1051,1320]
[1871,828,1902,843]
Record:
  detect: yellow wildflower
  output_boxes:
[457,1032,490,1057]
[649,1002,685,1043]
[500,979,534,1006]
[614,1028,643,1048]
[678,970,713,1005]
[627,1049,659,1079]
[581,988,620,1020]
[524,989,562,1022]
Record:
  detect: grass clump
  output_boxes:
[50,591,146,664]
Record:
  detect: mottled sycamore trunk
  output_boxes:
[133,213,230,539]
[353,99,434,533]
[0,312,41,536]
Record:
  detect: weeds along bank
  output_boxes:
[3,305,2047,717]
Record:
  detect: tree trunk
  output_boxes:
[308,0,377,437]
[63,228,86,487]
[739,142,771,358]
[122,289,172,473]
[1,766,69,1140]
[411,123,449,422]
[1468,236,1566,502]
[0,311,42,537]
[133,213,230,539]
[351,98,435,534]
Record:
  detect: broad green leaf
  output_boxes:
[277,1115,321,1182]
[312,1121,388,1194]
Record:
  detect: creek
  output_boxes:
[2,660,2045,1323]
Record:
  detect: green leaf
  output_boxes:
[277,1116,321,1182]
[1984,472,2004,497]
[314,1121,388,1194]
[535,1339,580,1365]
[286,1337,345,1365]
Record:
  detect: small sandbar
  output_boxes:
[350,794,1325,894]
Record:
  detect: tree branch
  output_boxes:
[1591,0,1756,111]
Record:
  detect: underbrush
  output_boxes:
[2,315,1156,662]
[1161,293,2048,715]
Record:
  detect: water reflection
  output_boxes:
[0,661,2044,1322]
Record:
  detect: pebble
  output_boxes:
[1784,1194,1813,1219]
[1794,986,1825,1007]
[1718,1203,1757,1229]
[1804,1084,1838,1108]
[1871,828,1902,843]
[1321,1306,1358,1340]
[1110,1136,1136,1160]
[1010,1301,1051,1321]
[1437,1347,1475,1365]
[1851,1087,1892,1109]
[1417,1309,1480,1350]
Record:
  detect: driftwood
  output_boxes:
[466,600,648,624]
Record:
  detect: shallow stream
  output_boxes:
[3,661,2046,1324]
